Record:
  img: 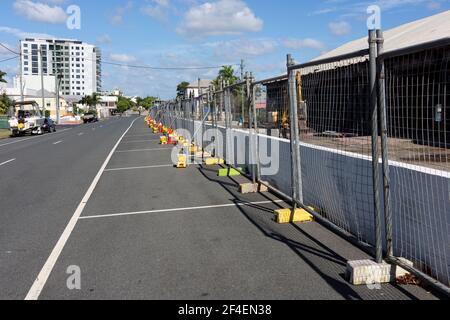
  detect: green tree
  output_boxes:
[0,93,14,114]
[0,70,7,84]
[135,97,143,108]
[140,96,157,110]
[213,66,239,88]
[80,93,101,111]
[87,93,101,110]
[117,96,133,113]
[176,81,190,99]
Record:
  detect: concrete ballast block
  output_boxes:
[346,259,412,285]
[239,182,269,194]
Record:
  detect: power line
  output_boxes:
[88,58,239,70]
[0,43,20,56]
[0,55,19,63]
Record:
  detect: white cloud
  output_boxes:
[109,53,137,63]
[329,21,351,36]
[141,0,171,20]
[177,0,263,37]
[205,38,275,60]
[0,26,55,39]
[13,0,67,24]
[96,34,113,45]
[281,38,326,52]
[110,1,134,25]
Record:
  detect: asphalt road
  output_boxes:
[0,116,137,299]
[0,117,443,300]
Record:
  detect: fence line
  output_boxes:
[155,31,450,295]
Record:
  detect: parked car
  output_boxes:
[42,118,56,133]
[82,112,98,124]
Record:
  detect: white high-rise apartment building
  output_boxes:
[20,38,101,98]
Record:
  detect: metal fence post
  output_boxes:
[251,76,261,182]
[287,54,303,207]
[369,29,383,264]
[224,84,233,167]
[246,72,257,184]
[377,29,393,258]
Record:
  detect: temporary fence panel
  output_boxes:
[383,42,450,286]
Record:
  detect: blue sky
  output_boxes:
[0,0,449,98]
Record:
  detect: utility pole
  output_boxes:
[198,78,201,119]
[55,69,61,124]
[39,46,45,117]
[240,59,245,126]
[19,40,24,106]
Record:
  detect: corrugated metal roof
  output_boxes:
[314,10,450,61]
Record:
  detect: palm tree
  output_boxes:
[79,95,89,106]
[219,66,238,84]
[0,70,7,83]
[177,81,190,99]
[88,93,101,110]
[212,66,239,89]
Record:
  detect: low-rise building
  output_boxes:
[185,80,212,98]
[0,85,69,119]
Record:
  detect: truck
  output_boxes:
[8,101,46,136]
[82,112,98,124]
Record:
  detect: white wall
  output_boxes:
[22,75,56,93]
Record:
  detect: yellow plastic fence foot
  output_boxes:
[204,158,225,166]
[239,182,269,194]
[274,208,314,224]
[176,154,188,169]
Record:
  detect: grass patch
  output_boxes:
[0,129,11,140]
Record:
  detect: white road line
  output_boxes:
[0,128,72,148]
[25,116,142,301]
[115,148,171,153]
[0,158,16,167]
[79,200,284,220]
[78,132,84,136]
[53,140,63,145]
[104,164,173,172]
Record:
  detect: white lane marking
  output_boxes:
[78,132,84,136]
[104,164,173,172]
[25,116,142,301]
[123,134,152,138]
[100,125,103,128]
[80,200,284,220]
[120,139,160,144]
[53,140,63,145]
[115,148,171,153]
[0,158,16,167]
[0,128,72,148]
